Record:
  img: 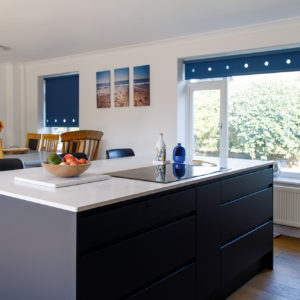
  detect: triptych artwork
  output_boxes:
[96,70,111,108]
[96,65,150,108]
[114,67,129,107]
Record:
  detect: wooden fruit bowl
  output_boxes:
[42,162,91,177]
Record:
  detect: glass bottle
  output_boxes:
[155,133,166,162]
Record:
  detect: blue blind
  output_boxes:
[185,48,300,80]
[45,74,79,127]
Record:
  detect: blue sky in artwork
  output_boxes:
[115,68,129,82]
[134,65,150,80]
[96,70,110,84]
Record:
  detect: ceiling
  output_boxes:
[1,0,300,63]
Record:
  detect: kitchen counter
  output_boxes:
[0,156,273,212]
[0,156,274,300]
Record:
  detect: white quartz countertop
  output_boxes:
[0,156,273,212]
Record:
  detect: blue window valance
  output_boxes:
[184,48,300,80]
[45,74,79,127]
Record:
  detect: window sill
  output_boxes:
[274,175,300,187]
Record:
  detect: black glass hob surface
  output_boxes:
[108,163,224,184]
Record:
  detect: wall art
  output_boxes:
[133,65,150,106]
[114,67,129,107]
[96,70,111,108]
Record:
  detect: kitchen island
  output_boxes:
[0,157,273,300]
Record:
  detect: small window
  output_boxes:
[43,73,79,152]
[44,74,79,128]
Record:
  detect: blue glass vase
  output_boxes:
[173,143,185,164]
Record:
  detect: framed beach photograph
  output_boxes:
[114,67,129,107]
[134,65,150,106]
[96,70,111,108]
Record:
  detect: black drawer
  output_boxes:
[221,167,273,204]
[221,221,273,284]
[127,263,196,300]
[221,188,273,244]
[79,216,196,300]
[78,188,196,251]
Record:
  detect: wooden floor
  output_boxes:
[227,235,300,300]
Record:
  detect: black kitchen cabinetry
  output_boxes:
[0,165,273,299]
[77,166,273,300]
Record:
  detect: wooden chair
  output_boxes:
[0,139,3,159]
[40,134,59,152]
[61,130,103,161]
[25,133,41,151]
[106,148,135,159]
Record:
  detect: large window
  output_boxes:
[189,71,300,174]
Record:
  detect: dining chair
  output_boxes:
[61,130,104,161]
[0,158,24,171]
[40,134,59,152]
[106,148,135,159]
[25,133,41,151]
[0,139,3,159]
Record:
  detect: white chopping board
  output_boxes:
[14,171,110,189]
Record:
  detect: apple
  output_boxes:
[65,157,77,164]
[64,154,74,162]
[78,158,87,164]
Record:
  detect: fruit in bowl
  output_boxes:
[42,153,91,177]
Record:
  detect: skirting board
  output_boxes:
[274,224,300,239]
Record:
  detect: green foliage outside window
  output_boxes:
[194,72,300,167]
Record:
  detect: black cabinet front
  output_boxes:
[128,263,196,300]
[221,168,273,204]
[221,221,273,283]
[78,188,196,252]
[197,182,221,300]
[77,165,273,300]
[79,216,196,300]
[221,188,273,244]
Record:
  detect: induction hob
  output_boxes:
[108,163,225,184]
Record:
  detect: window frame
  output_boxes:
[187,75,299,178]
[187,78,228,160]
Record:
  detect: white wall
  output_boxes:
[11,17,300,158]
[0,63,25,147]
[0,64,7,144]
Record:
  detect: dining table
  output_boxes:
[3,150,51,168]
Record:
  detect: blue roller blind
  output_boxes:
[45,74,79,127]
[185,48,300,80]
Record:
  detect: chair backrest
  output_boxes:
[26,133,41,151]
[61,130,104,161]
[40,134,59,152]
[0,139,3,159]
[106,148,135,159]
[0,158,24,171]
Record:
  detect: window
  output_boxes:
[228,72,300,173]
[185,48,300,175]
[188,79,228,160]
[44,74,79,151]
[188,71,300,174]
[44,74,79,128]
